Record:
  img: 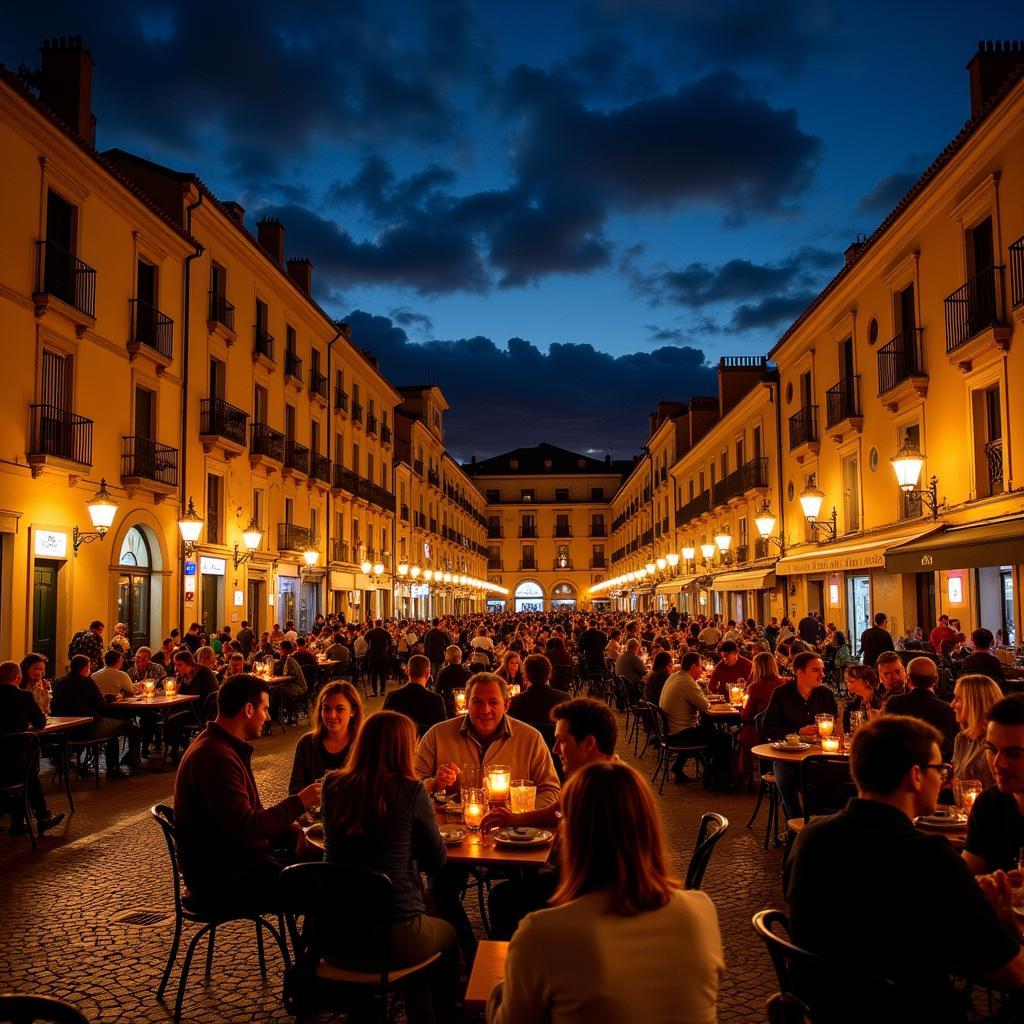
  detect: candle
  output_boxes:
[821,736,840,754]
[729,683,744,705]
[486,765,511,803]
[815,713,834,738]
[463,788,485,830]
[163,679,177,697]
[143,680,156,701]
[508,684,520,698]
[453,689,467,715]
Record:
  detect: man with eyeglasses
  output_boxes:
[786,714,1024,1022]
[964,694,1024,875]
[875,651,908,703]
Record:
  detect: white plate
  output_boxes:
[914,814,967,831]
[771,741,810,752]
[439,827,466,844]
[492,828,553,848]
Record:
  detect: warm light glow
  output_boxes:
[666,552,679,567]
[177,498,204,544]
[645,561,655,574]
[398,562,409,576]
[891,442,925,492]
[241,520,263,552]
[86,479,118,533]
[682,546,695,561]
[303,546,320,567]
[373,562,384,575]
[443,572,452,584]
[423,569,434,581]
[656,557,667,571]
[754,501,776,539]
[360,560,372,574]
[410,565,421,579]
[715,532,732,552]
[700,543,715,560]
[799,484,825,522]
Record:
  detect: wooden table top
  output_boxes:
[119,693,200,708]
[465,940,509,1012]
[31,715,93,734]
[751,741,849,764]
[705,703,743,718]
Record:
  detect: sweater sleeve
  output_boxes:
[414,727,439,786]
[410,783,447,873]
[486,913,549,1024]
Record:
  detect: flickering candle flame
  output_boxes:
[486,765,511,802]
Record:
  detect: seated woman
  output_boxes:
[643,650,673,704]
[737,652,785,780]
[289,681,364,795]
[321,712,457,1024]
[951,673,1002,789]
[495,650,525,692]
[545,635,573,668]
[487,761,724,1024]
[843,665,883,728]
[18,652,51,713]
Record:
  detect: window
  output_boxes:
[310,506,319,543]
[209,357,225,400]
[555,513,571,536]
[285,404,296,442]
[896,284,916,333]
[256,299,268,333]
[842,454,861,533]
[590,487,604,501]
[252,489,264,532]
[720,451,728,478]
[521,544,535,567]
[211,262,227,301]
[352,442,360,473]
[207,474,222,544]
[286,325,296,354]
[752,425,763,461]
[134,386,155,441]
[311,347,321,374]
[486,489,500,502]
[285,497,294,524]
[972,385,1004,498]
[310,419,320,455]
[544,459,553,471]
[352,517,360,543]
[520,489,534,502]
[556,544,570,568]
[555,487,569,501]
[253,384,268,424]
[367,453,374,483]
[735,438,745,468]
[509,459,518,470]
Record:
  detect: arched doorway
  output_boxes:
[550,582,577,610]
[117,527,152,650]
[513,580,544,613]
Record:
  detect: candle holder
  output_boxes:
[143,680,156,701]
[463,788,485,831]
[163,679,177,698]
[507,684,521,698]
[485,764,511,805]
[728,683,744,706]
[453,689,467,715]
[815,713,834,739]
[821,736,840,754]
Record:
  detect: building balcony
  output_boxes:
[381,424,392,445]
[519,526,538,538]
[309,369,328,404]
[278,523,313,553]
[334,387,349,414]
[27,404,93,474]
[208,291,235,341]
[332,465,359,497]
[283,439,309,478]
[413,511,426,529]
[590,524,606,537]
[253,326,275,366]
[487,558,503,570]
[120,435,178,496]
[488,527,503,539]
[284,350,303,386]
[944,265,1011,371]
[352,402,364,426]
[33,240,96,333]
[679,490,711,526]
[428,469,441,487]
[367,414,378,437]
[249,422,284,469]
[825,376,863,440]
[733,544,749,564]
[877,328,927,410]
[199,397,248,459]
[1011,236,1024,312]
[127,299,174,369]
[554,527,572,537]
[788,405,820,461]
[400,504,410,522]
[332,539,351,564]
[986,437,1005,495]
[520,560,537,571]
[641,528,653,546]
[309,452,331,486]
[413,459,424,477]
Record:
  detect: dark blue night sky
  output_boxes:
[4,1,1021,458]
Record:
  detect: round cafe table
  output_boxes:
[750,741,849,764]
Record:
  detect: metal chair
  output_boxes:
[782,754,855,868]
[0,732,42,849]
[644,702,708,794]
[0,993,90,1023]
[150,804,290,1022]
[746,711,782,849]
[685,812,729,890]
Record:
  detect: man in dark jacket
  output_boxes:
[436,645,470,717]
[576,619,608,674]
[860,612,896,668]
[509,654,571,727]
[51,655,142,774]
[960,628,1006,687]
[422,618,452,685]
[235,621,256,660]
[174,673,320,911]
[798,613,822,645]
[0,661,63,833]
[885,657,958,761]
[364,619,393,697]
[384,655,446,734]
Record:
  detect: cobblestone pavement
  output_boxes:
[0,697,785,1023]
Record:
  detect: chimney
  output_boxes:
[338,321,352,341]
[286,257,313,295]
[605,453,612,465]
[222,201,245,226]
[257,217,285,265]
[648,411,658,436]
[38,36,95,145]
[844,239,866,265]
[968,41,1024,119]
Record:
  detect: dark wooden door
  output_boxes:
[32,561,58,672]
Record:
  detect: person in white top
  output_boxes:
[486,760,724,1024]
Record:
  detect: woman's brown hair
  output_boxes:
[552,761,679,915]
[321,711,416,836]
[749,652,780,685]
[312,680,364,745]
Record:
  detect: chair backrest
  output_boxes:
[641,701,667,744]
[551,664,574,689]
[685,812,729,890]
[280,861,394,988]
[798,756,854,822]
[0,731,41,788]
[753,710,768,742]
[301,663,320,689]
[150,803,184,911]
[618,675,641,705]
[0,993,90,1024]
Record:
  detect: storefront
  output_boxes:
[199,555,226,634]
[710,567,777,626]
[276,563,299,627]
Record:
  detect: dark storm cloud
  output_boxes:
[388,307,434,334]
[345,310,716,459]
[730,293,819,330]
[644,325,688,344]
[1,0,489,181]
[856,170,922,215]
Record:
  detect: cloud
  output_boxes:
[388,306,434,334]
[730,293,819,330]
[345,310,716,458]
[856,170,922,215]
[644,324,688,344]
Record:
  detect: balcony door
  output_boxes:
[39,348,73,456]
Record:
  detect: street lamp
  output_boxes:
[645,561,656,575]
[176,497,205,558]
[753,499,786,555]
[890,443,946,519]
[799,483,837,541]
[398,562,409,577]
[360,560,372,574]
[233,519,264,568]
[656,557,667,572]
[73,478,119,555]
[666,552,679,568]
[303,545,320,567]
[699,542,716,561]
[714,531,732,553]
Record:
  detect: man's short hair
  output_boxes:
[103,650,122,667]
[407,654,430,679]
[218,673,271,717]
[445,645,462,662]
[876,651,902,670]
[135,646,152,658]
[524,653,552,687]
[907,656,938,687]
[467,672,507,699]
[680,651,702,674]
[873,612,888,626]
[89,620,104,630]
[972,628,994,650]
[280,640,295,652]
[987,693,1024,727]
[792,651,821,674]
[0,661,20,685]
[173,651,195,668]
[625,638,641,653]
[720,640,738,655]
[70,654,91,674]
[552,697,617,756]
[850,714,942,795]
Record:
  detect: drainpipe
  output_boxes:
[772,378,787,614]
[325,325,344,615]
[178,190,204,630]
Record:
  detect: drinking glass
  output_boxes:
[485,764,511,804]
[815,713,834,739]
[510,780,537,814]
[960,779,983,814]
[461,763,479,792]
[463,789,485,831]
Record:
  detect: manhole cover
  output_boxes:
[112,910,171,926]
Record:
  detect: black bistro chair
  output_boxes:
[281,861,443,1024]
[685,812,729,891]
[782,755,855,867]
[150,804,290,1022]
[0,994,90,1023]
[644,702,708,795]
[0,732,42,849]
[746,711,782,849]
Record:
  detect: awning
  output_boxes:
[711,567,776,592]
[775,524,940,576]
[330,570,356,591]
[885,514,1024,574]
[675,574,700,589]
[655,580,681,595]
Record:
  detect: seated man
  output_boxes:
[484,697,617,939]
[436,645,471,716]
[762,651,838,819]
[508,654,571,727]
[174,673,320,911]
[786,714,1024,1022]
[0,661,63,834]
[91,649,136,699]
[51,654,142,775]
[884,656,957,761]
[706,641,752,696]
[876,651,908,704]
[960,628,1006,688]
[614,638,646,698]
[323,632,350,669]
[964,694,1024,874]
[271,640,309,723]
[384,654,447,733]
[164,650,218,759]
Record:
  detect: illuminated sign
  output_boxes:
[34,530,67,558]
[947,576,963,604]
[184,561,197,576]
[233,590,244,606]
[199,557,226,576]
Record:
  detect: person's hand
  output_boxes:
[978,870,1022,935]
[436,762,459,791]
[297,781,322,810]
[482,806,514,832]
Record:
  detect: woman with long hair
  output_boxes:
[321,711,456,1023]
[495,650,525,690]
[737,652,785,779]
[844,665,884,726]
[643,649,674,704]
[288,681,364,795]
[487,761,723,1023]
[18,652,51,713]
[951,674,1003,788]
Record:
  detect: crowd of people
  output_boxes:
[2,603,1024,1021]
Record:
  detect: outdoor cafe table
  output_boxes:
[465,940,509,1012]
[705,703,742,722]
[30,715,93,812]
[118,692,200,769]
